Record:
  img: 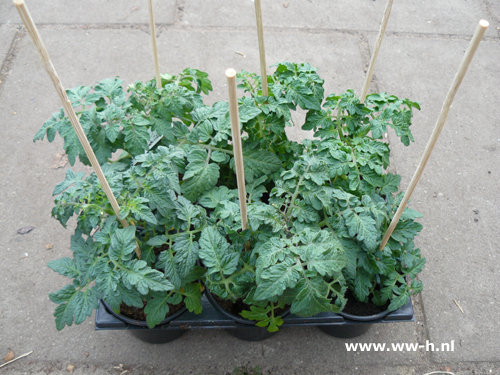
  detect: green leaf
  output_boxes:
[291,277,331,317]
[406,257,426,279]
[144,293,169,328]
[256,237,289,270]
[96,265,120,294]
[120,259,174,295]
[291,201,320,223]
[131,201,158,225]
[353,272,372,302]
[254,259,301,301]
[53,169,86,196]
[109,226,137,261]
[240,148,282,182]
[183,283,203,314]
[182,163,220,202]
[199,186,237,209]
[388,290,410,312]
[302,110,333,132]
[157,249,182,290]
[94,78,124,100]
[59,119,86,165]
[34,110,64,142]
[105,284,144,311]
[49,285,78,330]
[239,103,262,123]
[147,235,167,247]
[72,287,100,324]
[343,209,379,251]
[391,220,423,243]
[291,80,322,110]
[48,257,81,279]
[123,122,150,156]
[173,233,199,278]
[199,227,239,276]
[240,305,270,321]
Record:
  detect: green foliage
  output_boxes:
[41,63,425,331]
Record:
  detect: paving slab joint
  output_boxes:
[175,0,186,23]
[358,33,380,94]
[0,26,26,96]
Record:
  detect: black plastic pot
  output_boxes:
[318,299,414,338]
[98,300,188,344]
[204,291,290,341]
[96,295,414,340]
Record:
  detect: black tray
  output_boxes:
[95,294,414,332]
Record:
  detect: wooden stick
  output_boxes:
[254,0,268,96]
[0,351,33,369]
[379,20,489,251]
[13,0,141,258]
[360,0,393,103]
[226,69,249,230]
[147,0,162,89]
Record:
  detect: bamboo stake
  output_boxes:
[379,20,489,251]
[13,0,141,258]
[254,0,268,96]
[359,0,393,103]
[147,0,162,89]
[226,68,249,230]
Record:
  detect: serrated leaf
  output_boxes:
[183,283,202,314]
[96,265,120,294]
[239,103,262,122]
[109,226,137,261]
[240,148,282,182]
[144,294,169,328]
[254,259,301,301]
[123,122,149,156]
[353,272,372,302]
[173,233,199,278]
[59,119,86,165]
[256,237,289,270]
[157,249,182,290]
[181,163,220,202]
[343,209,379,251]
[199,227,239,276]
[72,287,100,324]
[48,257,81,278]
[198,186,237,209]
[391,220,423,243]
[52,169,86,195]
[291,277,331,317]
[34,110,64,142]
[387,290,410,312]
[120,259,174,295]
[147,235,167,247]
[105,284,144,311]
[49,285,78,330]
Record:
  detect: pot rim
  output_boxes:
[338,308,391,322]
[204,289,290,326]
[101,299,187,327]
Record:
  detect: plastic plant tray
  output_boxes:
[95,294,414,331]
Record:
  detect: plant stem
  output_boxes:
[336,109,345,140]
[285,164,310,220]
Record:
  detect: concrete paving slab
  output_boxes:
[0,28,16,62]
[0,27,432,373]
[486,0,500,34]
[374,36,500,362]
[0,0,177,25]
[182,0,489,36]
